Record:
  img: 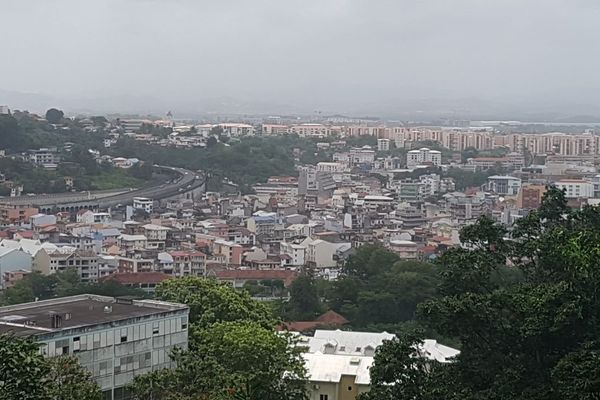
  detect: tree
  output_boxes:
[45,108,64,124]
[130,322,307,400]
[155,277,275,329]
[359,330,441,400]
[0,334,49,400]
[286,273,322,320]
[367,187,600,400]
[461,146,479,163]
[0,114,26,151]
[90,116,108,127]
[206,136,218,148]
[46,356,103,400]
[326,246,440,330]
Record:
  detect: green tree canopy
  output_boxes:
[0,335,102,400]
[131,278,308,400]
[285,273,323,321]
[366,187,600,400]
[45,108,64,124]
[326,246,440,330]
[155,276,275,329]
[0,334,49,400]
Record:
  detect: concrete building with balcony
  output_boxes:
[132,197,153,214]
[46,248,99,283]
[280,241,306,266]
[554,179,594,199]
[117,234,148,252]
[377,138,390,151]
[406,148,442,168]
[0,204,39,225]
[167,251,207,276]
[0,294,189,400]
[388,239,418,260]
[213,240,243,266]
[486,175,522,196]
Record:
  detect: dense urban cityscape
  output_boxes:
[3,1,600,400]
[0,104,600,399]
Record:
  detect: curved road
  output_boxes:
[0,165,204,210]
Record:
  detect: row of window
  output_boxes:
[41,316,188,356]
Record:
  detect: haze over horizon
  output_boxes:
[3,0,600,120]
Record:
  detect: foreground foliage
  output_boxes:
[130,277,308,400]
[363,187,600,400]
[0,334,101,400]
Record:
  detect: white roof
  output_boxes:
[303,352,373,385]
[308,329,459,364]
[0,247,17,258]
[0,238,54,257]
[389,239,417,246]
[142,224,170,231]
[157,251,174,263]
[420,339,460,363]
[312,329,394,354]
[363,195,393,201]
[118,234,147,241]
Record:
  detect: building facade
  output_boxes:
[0,294,189,400]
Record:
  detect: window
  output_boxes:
[347,386,353,391]
[320,395,328,400]
[73,337,80,352]
[152,322,160,335]
[120,333,127,343]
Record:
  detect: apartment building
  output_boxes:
[0,204,39,225]
[117,234,148,252]
[133,197,153,214]
[377,138,390,151]
[406,148,442,168]
[29,148,61,166]
[142,224,170,249]
[486,176,522,196]
[218,123,255,137]
[517,184,547,209]
[46,248,99,283]
[289,124,333,138]
[168,251,206,276]
[213,239,243,266]
[0,294,189,400]
[280,241,306,266]
[554,179,594,199]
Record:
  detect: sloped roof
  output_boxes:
[316,310,350,325]
[303,352,373,385]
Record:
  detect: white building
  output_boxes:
[0,105,10,115]
[299,329,460,400]
[486,175,522,196]
[377,138,390,151]
[280,242,306,266]
[133,197,153,214]
[406,148,442,168]
[117,234,148,251]
[554,179,594,199]
[218,123,255,137]
[316,162,346,173]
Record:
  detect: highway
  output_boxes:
[0,165,204,210]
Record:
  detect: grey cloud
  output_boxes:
[1,0,600,119]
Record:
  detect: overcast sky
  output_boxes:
[2,0,600,117]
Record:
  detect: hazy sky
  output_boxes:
[2,0,600,117]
